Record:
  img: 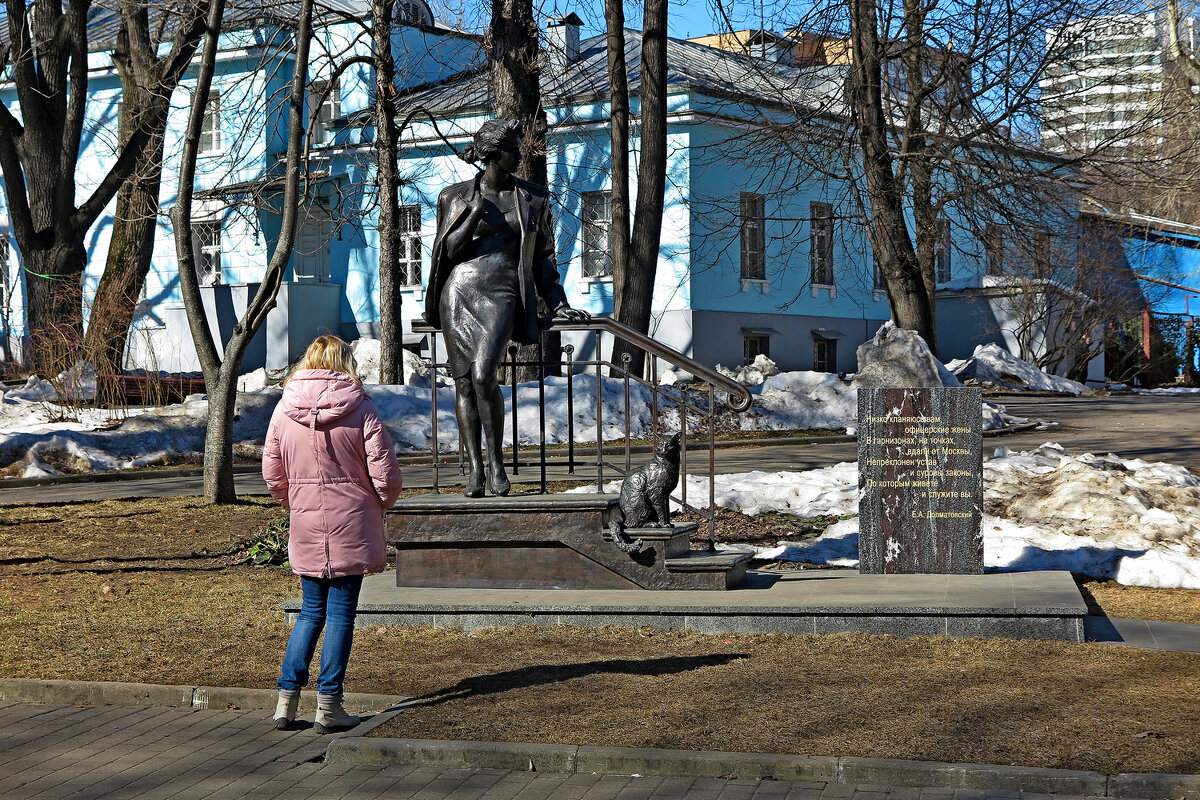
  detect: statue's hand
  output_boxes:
[555,306,591,322]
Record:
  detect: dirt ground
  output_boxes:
[2,495,1200,776]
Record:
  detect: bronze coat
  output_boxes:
[425,173,569,345]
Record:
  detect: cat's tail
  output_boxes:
[605,510,643,555]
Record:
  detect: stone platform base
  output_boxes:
[284,568,1088,642]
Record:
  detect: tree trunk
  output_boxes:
[611,0,668,378]
[848,0,935,347]
[374,0,405,386]
[203,366,239,503]
[488,0,555,380]
[488,0,545,183]
[0,0,209,379]
[605,0,631,377]
[85,126,166,403]
[23,244,87,377]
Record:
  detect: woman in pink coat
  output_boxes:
[262,335,403,733]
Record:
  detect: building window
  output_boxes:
[1033,230,1052,277]
[813,336,837,373]
[310,79,340,144]
[581,191,612,278]
[193,221,221,285]
[934,218,952,283]
[0,237,9,309]
[399,205,422,286]
[810,202,834,285]
[985,223,1007,276]
[199,91,221,154]
[740,192,766,280]
[744,334,770,363]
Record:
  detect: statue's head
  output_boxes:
[460,119,522,171]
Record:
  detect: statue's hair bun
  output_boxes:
[458,146,478,164]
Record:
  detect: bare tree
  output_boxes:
[171,0,315,504]
[83,0,217,401]
[603,0,630,329]
[486,0,545,182]
[373,0,406,385]
[609,0,668,377]
[0,0,209,375]
[846,0,933,347]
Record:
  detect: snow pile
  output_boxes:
[350,338,432,387]
[689,443,1200,589]
[0,324,1028,474]
[854,322,963,389]
[739,372,859,432]
[5,362,98,404]
[0,390,281,479]
[947,344,1091,395]
[1135,386,1200,396]
[715,354,778,386]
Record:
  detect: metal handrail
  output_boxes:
[543,317,754,413]
[410,315,755,548]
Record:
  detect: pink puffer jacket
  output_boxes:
[262,369,403,578]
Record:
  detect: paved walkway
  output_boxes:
[0,701,1107,800]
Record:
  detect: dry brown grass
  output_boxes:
[1079,578,1200,625]
[365,627,1200,776]
[3,496,1200,776]
[0,496,279,565]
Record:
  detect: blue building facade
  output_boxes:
[0,5,1129,379]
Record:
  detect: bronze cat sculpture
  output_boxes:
[605,432,682,553]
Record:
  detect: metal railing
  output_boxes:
[412,316,753,548]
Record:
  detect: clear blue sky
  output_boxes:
[428,0,767,41]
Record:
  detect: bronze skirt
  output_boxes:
[439,251,521,380]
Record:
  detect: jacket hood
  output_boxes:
[279,369,366,426]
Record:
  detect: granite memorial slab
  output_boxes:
[858,387,983,574]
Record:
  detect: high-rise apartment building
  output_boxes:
[1040,12,1198,154]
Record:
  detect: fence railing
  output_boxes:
[411,316,753,548]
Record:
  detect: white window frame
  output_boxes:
[810,202,835,286]
[740,192,766,282]
[581,190,613,279]
[399,205,422,286]
[309,79,341,145]
[192,220,222,285]
[199,91,221,154]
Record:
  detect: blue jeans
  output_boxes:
[277,575,363,696]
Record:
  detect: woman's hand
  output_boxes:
[554,306,591,322]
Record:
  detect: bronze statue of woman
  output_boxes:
[425,119,590,498]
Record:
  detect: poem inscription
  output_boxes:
[858,387,983,574]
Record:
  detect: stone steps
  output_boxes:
[386,493,752,590]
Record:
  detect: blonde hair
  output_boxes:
[291,334,361,385]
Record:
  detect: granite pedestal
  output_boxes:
[283,568,1089,642]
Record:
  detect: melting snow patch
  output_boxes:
[947,344,1090,395]
[656,444,1200,589]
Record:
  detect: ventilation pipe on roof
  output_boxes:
[545,13,584,77]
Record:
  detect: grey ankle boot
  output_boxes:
[273,689,300,731]
[314,693,359,734]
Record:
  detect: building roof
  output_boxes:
[0,0,437,53]
[398,28,847,119]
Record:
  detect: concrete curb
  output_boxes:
[326,737,1199,799]
[2,677,1194,798]
[0,678,401,714]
